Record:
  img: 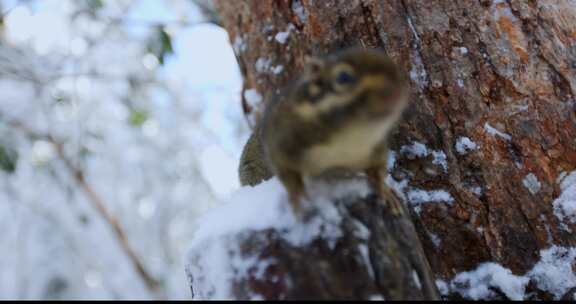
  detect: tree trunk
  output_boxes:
[189,0,576,300]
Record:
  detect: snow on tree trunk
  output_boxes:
[186,178,438,300]
[187,0,576,300]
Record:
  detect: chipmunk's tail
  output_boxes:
[238,131,274,186]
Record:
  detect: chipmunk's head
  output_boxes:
[291,48,409,122]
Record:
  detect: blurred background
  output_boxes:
[0,0,247,299]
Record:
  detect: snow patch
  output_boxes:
[406,188,454,215]
[271,65,284,75]
[409,61,428,90]
[358,244,374,279]
[492,0,515,19]
[274,24,295,44]
[553,171,576,224]
[412,270,422,289]
[187,178,371,299]
[406,15,421,43]
[243,89,262,108]
[400,142,429,159]
[232,35,246,54]
[450,263,529,300]
[352,219,371,241]
[429,232,441,248]
[436,279,449,296]
[409,67,428,89]
[455,137,478,155]
[528,246,576,299]
[400,141,448,171]
[255,57,284,76]
[444,245,576,300]
[255,57,272,73]
[291,1,308,23]
[510,103,529,115]
[484,122,512,141]
[385,174,408,201]
[275,32,290,44]
[431,150,448,171]
[386,150,397,172]
[406,15,429,90]
[522,173,541,195]
[306,177,371,203]
[386,147,453,215]
[469,185,483,196]
[406,189,454,205]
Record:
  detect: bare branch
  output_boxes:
[0,112,161,293]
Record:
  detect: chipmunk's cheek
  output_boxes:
[308,83,322,99]
[378,87,406,104]
[293,102,318,120]
[366,94,396,117]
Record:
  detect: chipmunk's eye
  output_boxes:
[332,64,357,88]
[336,71,356,85]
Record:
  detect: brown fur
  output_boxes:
[240,48,409,218]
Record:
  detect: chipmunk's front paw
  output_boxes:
[299,205,319,223]
[285,194,318,222]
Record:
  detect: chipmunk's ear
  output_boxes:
[303,55,324,78]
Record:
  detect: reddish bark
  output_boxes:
[206,0,576,300]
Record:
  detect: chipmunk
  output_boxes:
[239,48,409,217]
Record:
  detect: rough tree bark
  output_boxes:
[191,0,576,300]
